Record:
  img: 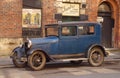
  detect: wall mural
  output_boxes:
[22,9,41,28]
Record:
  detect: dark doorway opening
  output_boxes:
[98,2,114,48]
[62,16,80,22]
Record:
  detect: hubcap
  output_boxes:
[92,52,101,63]
[32,54,42,67]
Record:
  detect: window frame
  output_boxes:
[77,25,95,36]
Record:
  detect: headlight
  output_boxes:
[25,38,32,49]
[27,39,32,48]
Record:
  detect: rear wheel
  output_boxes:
[88,48,104,66]
[12,52,27,68]
[28,51,46,71]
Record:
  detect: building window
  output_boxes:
[22,0,42,38]
[98,2,111,12]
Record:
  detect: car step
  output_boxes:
[56,58,88,62]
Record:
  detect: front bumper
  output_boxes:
[10,46,28,62]
[10,52,27,62]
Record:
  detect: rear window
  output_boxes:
[78,25,95,35]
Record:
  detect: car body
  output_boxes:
[10,21,107,71]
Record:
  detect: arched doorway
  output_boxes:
[98,2,114,48]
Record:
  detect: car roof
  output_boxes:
[45,21,100,28]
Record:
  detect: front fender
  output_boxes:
[27,48,53,61]
[13,47,21,52]
[10,47,25,58]
[10,47,20,58]
[27,48,42,55]
[27,48,50,57]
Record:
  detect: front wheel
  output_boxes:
[88,48,104,67]
[12,52,27,68]
[28,51,46,71]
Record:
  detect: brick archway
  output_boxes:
[98,0,119,47]
[98,2,113,48]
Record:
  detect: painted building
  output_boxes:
[0,0,120,55]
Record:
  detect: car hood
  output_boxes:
[29,36,59,45]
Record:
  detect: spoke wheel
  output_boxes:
[88,48,104,67]
[28,51,46,71]
[12,52,27,68]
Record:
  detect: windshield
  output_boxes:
[45,26,59,37]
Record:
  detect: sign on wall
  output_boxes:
[22,9,41,28]
[62,3,80,16]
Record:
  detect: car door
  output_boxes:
[58,25,79,54]
[77,24,100,53]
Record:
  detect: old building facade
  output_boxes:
[0,0,120,55]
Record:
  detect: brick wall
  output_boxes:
[86,0,99,22]
[41,0,57,37]
[0,0,22,38]
[0,0,23,56]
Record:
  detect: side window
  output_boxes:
[61,26,77,36]
[78,25,95,35]
[46,27,58,36]
[88,26,94,34]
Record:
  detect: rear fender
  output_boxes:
[86,44,106,58]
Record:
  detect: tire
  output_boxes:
[12,52,27,68]
[88,48,104,67]
[28,51,46,71]
[70,60,83,64]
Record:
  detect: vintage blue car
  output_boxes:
[10,21,108,71]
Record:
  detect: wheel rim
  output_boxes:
[91,51,102,63]
[32,53,43,67]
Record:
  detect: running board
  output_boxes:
[55,58,88,62]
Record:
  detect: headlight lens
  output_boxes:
[28,39,32,48]
[25,39,32,49]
